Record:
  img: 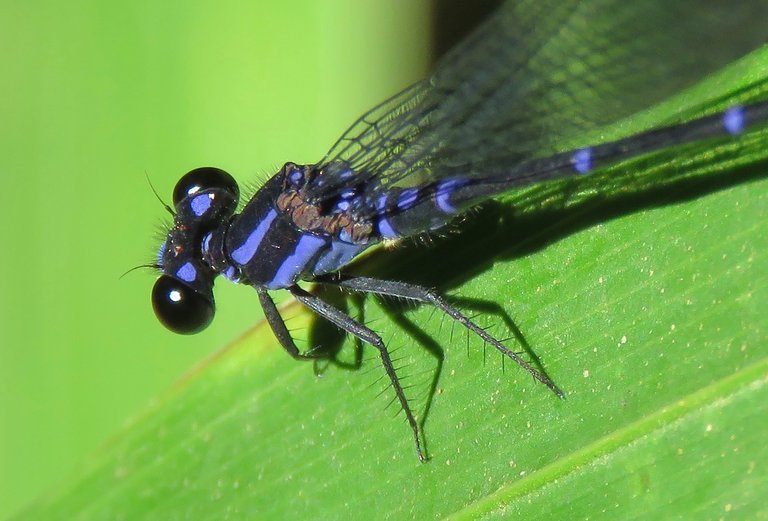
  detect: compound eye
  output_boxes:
[152,275,214,334]
[172,167,239,207]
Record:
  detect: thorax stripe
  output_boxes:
[230,208,278,264]
[268,233,328,289]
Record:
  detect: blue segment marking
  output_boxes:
[571,148,593,174]
[231,208,278,264]
[435,178,466,213]
[268,233,328,289]
[191,193,212,216]
[201,232,212,257]
[723,105,746,135]
[288,168,304,186]
[378,218,397,238]
[335,189,357,211]
[176,261,197,282]
[223,266,240,282]
[376,193,399,238]
[397,188,419,210]
[313,240,364,275]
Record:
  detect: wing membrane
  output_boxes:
[311,0,767,203]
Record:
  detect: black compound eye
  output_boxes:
[152,275,214,334]
[172,167,239,207]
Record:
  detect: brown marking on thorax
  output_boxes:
[276,190,373,244]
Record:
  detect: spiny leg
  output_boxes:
[318,275,565,398]
[288,285,427,462]
[257,286,321,361]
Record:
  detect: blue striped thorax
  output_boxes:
[224,162,371,290]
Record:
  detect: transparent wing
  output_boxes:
[309,0,767,201]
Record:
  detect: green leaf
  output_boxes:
[15,39,768,521]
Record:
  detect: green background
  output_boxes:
[0,1,429,518]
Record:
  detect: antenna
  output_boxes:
[145,171,175,216]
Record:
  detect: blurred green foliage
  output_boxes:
[0,1,428,518]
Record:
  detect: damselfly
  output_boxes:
[150,1,768,461]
